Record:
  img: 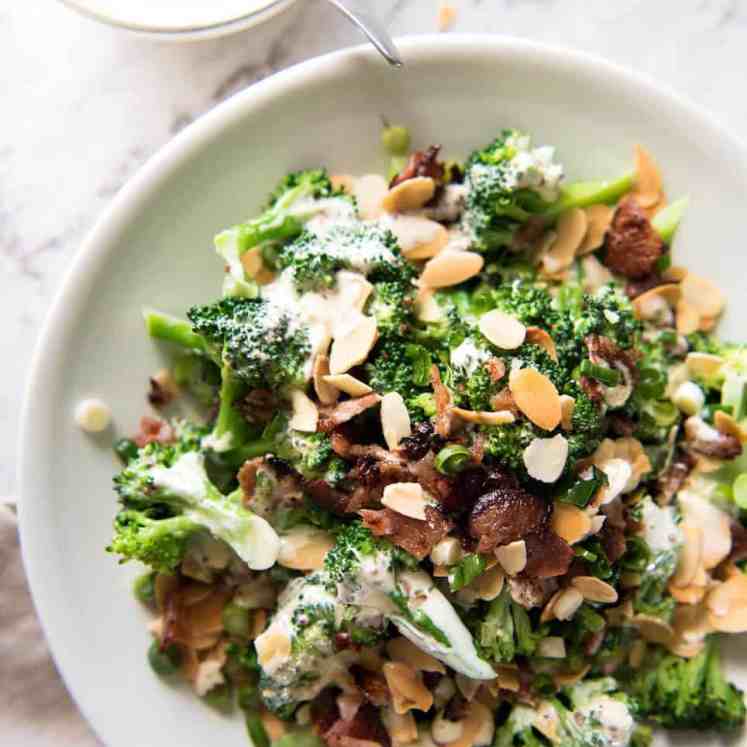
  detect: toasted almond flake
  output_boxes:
[382,482,429,520]
[553,587,584,621]
[594,458,633,506]
[495,540,527,576]
[421,251,485,289]
[526,326,558,362]
[714,410,746,441]
[471,564,505,601]
[537,637,566,659]
[542,208,588,273]
[628,640,647,670]
[382,176,436,214]
[572,576,619,604]
[678,491,732,569]
[523,434,568,483]
[387,711,418,745]
[509,368,562,431]
[430,537,463,566]
[676,300,700,335]
[383,662,434,714]
[553,665,591,688]
[632,283,681,320]
[671,524,703,588]
[669,584,706,604]
[330,174,355,194]
[329,316,378,374]
[255,627,291,668]
[354,173,389,219]
[455,674,481,702]
[240,246,264,277]
[479,310,527,350]
[323,373,373,398]
[577,204,614,255]
[686,352,725,380]
[288,390,319,432]
[452,407,515,426]
[445,702,492,747]
[552,503,592,545]
[706,573,747,631]
[494,665,520,693]
[669,639,707,658]
[277,527,335,571]
[559,395,575,432]
[533,702,561,743]
[415,288,444,322]
[581,254,614,293]
[432,564,449,577]
[540,589,563,623]
[633,614,674,645]
[381,391,412,450]
[387,637,446,674]
[662,265,688,282]
[633,145,663,208]
[387,215,450,259]
[260,711,288,742]
[681,272,726,319]
[313,355,339,405]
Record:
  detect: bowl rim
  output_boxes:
[17,33,747,744]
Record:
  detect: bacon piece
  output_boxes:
[655,450,695,504]
[236,389,277,424]
[359,506,451,560]
[133,415,175,447]
[398,420,443,461]
[689,433,742,460]
[586,335,639,384]
[607,414,636,437]
[624,274,664,300]
[580,376,604,404]
[147,377,176,408]
[522,530,574,578]
[598,522,627,565]
[468,487,549,553]
[238,457,264,501]
[603,197,665,279]
[351,665,391,707]
[319,394,382,433]
[431,365,453,438]
[490,387,518,414]
[323,703,391,747]
[389,145,444,187]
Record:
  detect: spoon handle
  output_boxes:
[324,0,403,67]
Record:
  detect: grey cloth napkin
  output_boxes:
[0,504,100,746]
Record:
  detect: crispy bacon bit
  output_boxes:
[319,394,382,433]
[399,420,443,461]
[147,377,175,408]
[351,665,391,707]
[690,433,742,460]
[486,358,507,383]
[603,197,665,279]
[133,415,175,447]
[446,467,519,515]
[580,376,604,403]
[444,694,469,722]
[728,521,747,565]
[389,145,444,188]
[330,431,395,463]
[607,414,636,437]
[512,215,548,252]
[468,487,549,553]
[598,522,627,564]
[236,389,277,424]
[359,506,451,560]
[238,457,264,502]
[625,274,663,300]
[490,387,518,414]
[323,703,391,747]
[507,575,550,609]
[655,450,695,504]
[522,531,575,578]
[431,365,453,438]
[312,691,341,739]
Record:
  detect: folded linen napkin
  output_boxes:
[0,504,100,745]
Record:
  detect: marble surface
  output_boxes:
[3,0,747,500]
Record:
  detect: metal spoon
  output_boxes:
[324,0,403,67]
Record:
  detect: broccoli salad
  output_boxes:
[104,124,747,747]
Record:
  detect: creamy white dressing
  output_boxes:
[378,213,443,252]
[503,134,565,202]
[639,497,682,554]
[450,339,491,376]
[150,451,209,500]
[299,197,358,236]
[574,696,635,747]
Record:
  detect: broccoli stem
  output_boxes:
[209,365,252,452]
[143,308,207,354]
[545,171,634,217]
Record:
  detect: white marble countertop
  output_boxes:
[3,0,747,500]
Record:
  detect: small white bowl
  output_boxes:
[19,35,747,747]
[59,0,297,40]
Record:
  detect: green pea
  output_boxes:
[132,571,156,606]
[114,437,139,464]
[434,444,472,475]
[381,125,411,156]
[222,602,252,638]
[733,474,747,509]
[147,639,181,676]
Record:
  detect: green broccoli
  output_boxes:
[623,641,746,731]
[475,588,539,663]
[366,279,417,338]
[482,420,542,475]
[566,385,605,461]
[494,705,547,747]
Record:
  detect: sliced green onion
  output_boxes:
[556,468,606,508]
[638,368,666,399]
[544,172,634,217]
[448,553,487,591]
[580,360,621,387]
[435,444,472,475]
[733,474,747,510]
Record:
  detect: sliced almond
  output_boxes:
[631,283,681,321]
[240,246,264,277]
[537,637,566,659]
[386,215,449,259]
[681,272,726,319]
[669,639,707,659]
[382,482,429,520]
[577,204,614,255]
[669,584,707,605]
[430,537,463,566]
[329,316,378,374]
[678,491,732,569]
[470,564,506,601]
[388,711,419,745]
[324,373,373,398]
[633,145,663,207]
[714,410,746,441]
[313,355,339,405]
[542,207,588,273]
[277,527,335,571]
[415,288,444,322]
[706,573,747,632]
[383,661,434,714]
[552,503,592,545]
[525,326,558,362]
[381,391,412,450]
[288,390,319,432]
[662,265,688,282]
[571,576,619,604]
[494,665,521,693]
[633,614,674,646]
[523,434,568,483]
[676,300,700,335]
[386,637,446,674]
[581,254,614,293]
[671,524,703,588]
[534,702,561,743]
[553,587,584,621]
[452,407,515,426]
[495,540,527,576]
[509,368,562,431]
[421,251,484,289]
[594,458,633,506]
[354,173,389,219]
[540,589,563,623]
[686,351,724,380]
[330,174,355,194]
[479,310,526,350]
[559,395,575,432]
[255,626,291,668]
[382,176,436,214]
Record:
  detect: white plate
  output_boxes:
[19,35,747,747]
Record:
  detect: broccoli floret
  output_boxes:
[566,385,605,461]
[187,297,309,392]
[484,280,558,327]
[109,429,279,571]
[367,279,417,338]
[572,285,640,351]
[623,641,746,731]
[482,420,542,475]
[494,705,547,747]
[270,425,348,485]
[474,588,539,663]
[267,169,344,208]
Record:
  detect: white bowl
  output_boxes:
[19,35,747,747]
